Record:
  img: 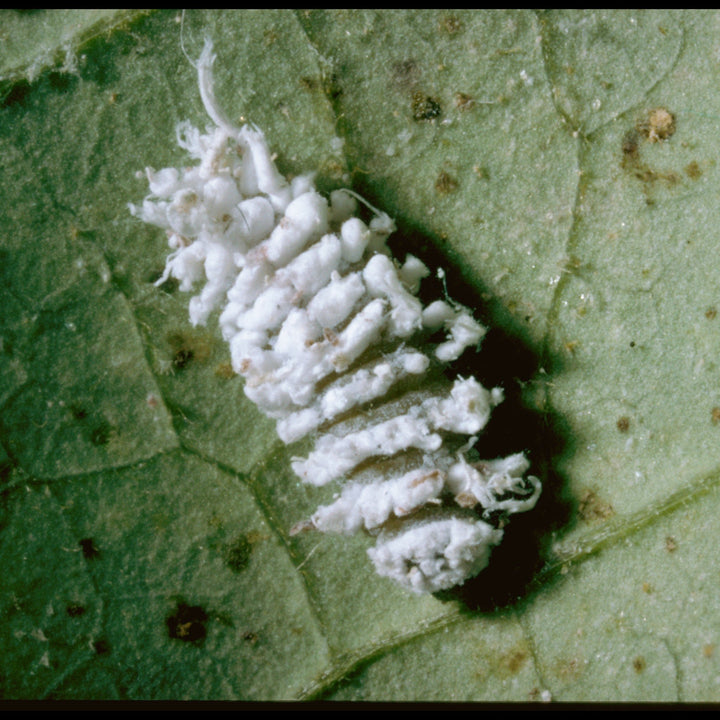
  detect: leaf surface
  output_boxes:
[1,9,719,701]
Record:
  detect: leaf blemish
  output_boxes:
[93,639,110,655]
[412,90,442,121]
[89,421,114,447]
[242,630,259,645]
[621,108,681,200]
[223,533,254,573]
[637,107,676,143]
[577,488,615,523]
[440,14,462,35]
[214,361,236,379]
[166,602,208,644]
[685,160,702,179]
[166,330,212,370]
[391,58,420,90]
[435,170,459,195]
[498,646,529,675]
[79,537,100,560]
[616,416,630,432]
[454,92,475,111]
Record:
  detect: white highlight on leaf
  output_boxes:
[130,40,541,594]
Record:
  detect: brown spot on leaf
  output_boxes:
[223,534,253,573]
[66,604,86,618]
[577,488,615,523]
[167,330,212,370]
[665,535,677,552]
[70,404,88,420]
[621,110,681,199]
[242,631,259,646]
[712,407,720,425]
[167,602,208,644]
[215,362,236,379]
[705,306,717,320]
[79,537,100,560]
[637,108,676,143]
[553,655,584,681]
[440,14,462,34]
[299,76,318,92]
[435,170,458,195]
[633,656,647,673]
[412,91,442,121]
[263,29,278,46]
[616,416,630,433]
[93,638,110,654]
[454,92,475,111]
[621,129,640,162]
[68,405,115,447]
[498,646,529,675]
[685,160,702,179]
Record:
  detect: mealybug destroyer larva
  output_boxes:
[130,40,541,594]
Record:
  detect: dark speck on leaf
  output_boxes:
[224,534,253,573]
[93,638,111,654]
[167,602,208,643]
[412,91,442,121]
[79,537,100,560]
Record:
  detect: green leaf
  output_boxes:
[1,9,719,701]
[0,9,141,84]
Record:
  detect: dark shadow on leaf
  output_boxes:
[353,197,574,611]
[0,79,31,109]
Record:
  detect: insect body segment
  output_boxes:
[130,41,540,594]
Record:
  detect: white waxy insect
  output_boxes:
[130,40,541,594]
